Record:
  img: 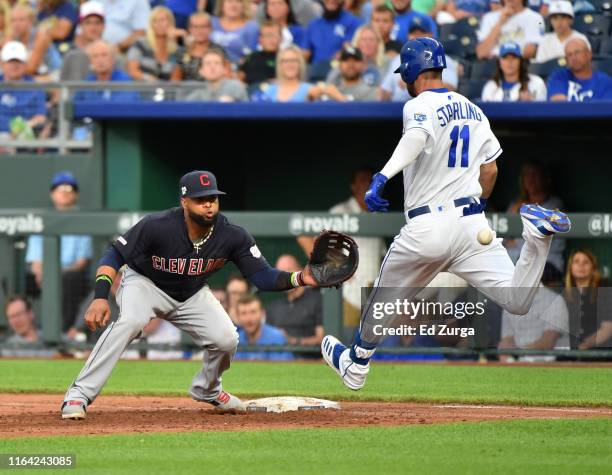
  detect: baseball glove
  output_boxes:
[305,230,359,288]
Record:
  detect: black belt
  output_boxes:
[407,197,476,219]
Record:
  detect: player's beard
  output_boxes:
[188,209,218,227]
[407,82,417,98]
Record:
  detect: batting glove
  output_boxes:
[365,173,390,212]
[462,197,487,216]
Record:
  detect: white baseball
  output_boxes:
[477,228,495,245]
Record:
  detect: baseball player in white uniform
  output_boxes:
[321,38,571,390]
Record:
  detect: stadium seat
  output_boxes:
[529,57,567,80]
[593,56,612,74]
[444,36,477,59]
[469,59,497,79]
[458,79,487,100]
[588,0,612,14]
[573,13,612,36]
[598,37,612,55]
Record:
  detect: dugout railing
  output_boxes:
[1,210,611,360]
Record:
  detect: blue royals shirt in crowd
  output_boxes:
[236,324,294,361]
[305,11,363,63]
[0,76,46,132]
[454,0,491,15]
[392,11,438,43]
[547,68,612,102]
[73,70,140,102]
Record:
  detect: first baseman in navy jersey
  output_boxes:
[61,170,319,419]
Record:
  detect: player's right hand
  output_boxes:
[365,172,390,212]
[84,299,112,331]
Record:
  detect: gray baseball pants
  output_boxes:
[64,266,238,405]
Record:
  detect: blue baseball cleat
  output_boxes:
[321,335,370,391]
[519,204,571,236]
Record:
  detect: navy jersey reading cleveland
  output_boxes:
[113,208,268,301]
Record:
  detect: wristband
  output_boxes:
[94,274,113,300]
[290,271,305,288]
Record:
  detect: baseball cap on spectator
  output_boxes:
[499,42,522,58]
[179,171,226,198]
[408,17,431,34]
[1,41,27,63]
[548,0,574,18]
[339,45,363,61]
[51,171,79,191]
[80,1,105,21]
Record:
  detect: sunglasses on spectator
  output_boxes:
[53,184,76,193]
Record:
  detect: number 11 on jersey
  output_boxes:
[448,125,470,168]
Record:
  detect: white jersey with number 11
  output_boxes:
[401,88,502,211]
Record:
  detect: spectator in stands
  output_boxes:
[310,45,380,100]
[8,4,61,78]
[304,0,362,78]
[381,20,459,101]
[36,0,78,54]
[256,0,320,27]
[481,42,547,101]
[238,20,281,85]
[548,37,612,101]
[0,41,46,137]
[505,161,565,272]
[225,275,250,324]
[297,167,386,339]
[476,0,543,59]
[412,0,445,17]
[443,0,491,21]
[185,48,248,100]
[25,171,92,333]
[390,0,438,44]
[371,4,402,57]
[261,45,314,101]
[73,40,139,102]
[265,254,324,350]
[166,0,204,29]
[264,0,306,48]
[235,294,293,360]
[534,1,588,64]
[99,0,150,53]
[2,295,56,358]
[175,12,223,81]
[210,0,259,64]
[564,249,612,350]
[127,6,182,81]
[61,1,106,81]
[489,0,547,15]
[499,266,569,361]
[349,24,389,86]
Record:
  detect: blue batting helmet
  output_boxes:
[394,37,447,84]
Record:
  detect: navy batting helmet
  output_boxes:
[394,37,447,84]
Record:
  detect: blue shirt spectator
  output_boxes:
[548,69,612,101]
[99,0,150,50]
[210,16,259,63]
[234,295,294,361]
[305,2,363,64]
[263,82,313,101]
[392,10,438,42]
[26,235,93,269]
[166,0,198,28]
[74,70,140,102]
[37,0,79,48]
[0,42,46,134]
[451,0,491,15]
[548,37,612,101]
[236,324,294,361]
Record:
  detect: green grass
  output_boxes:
[0,360,611,407]
[1,419,611,474]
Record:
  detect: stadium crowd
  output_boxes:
[0,0,611,137]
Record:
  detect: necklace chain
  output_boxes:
[192,225,214,253]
